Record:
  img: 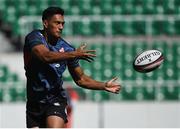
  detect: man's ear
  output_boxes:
[43,20,48,28]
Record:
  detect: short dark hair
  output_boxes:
[42,7,64,21]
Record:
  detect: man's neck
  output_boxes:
[43,30,59,45]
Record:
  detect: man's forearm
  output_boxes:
[42,51,77,63]
[76,75,106,90]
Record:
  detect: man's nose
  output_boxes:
[59,23,64,29]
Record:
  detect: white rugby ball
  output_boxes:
[133,49,164,73]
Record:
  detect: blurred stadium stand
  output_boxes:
[0,0,179,102]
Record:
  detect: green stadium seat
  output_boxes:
[15,1,28,17]
[27,5,38,15]
[130,0,143,14]
[154,6,164,14]
[0,0,6,12]
[0,65,8,82]
[0,88,3,101]
[91,6,101,15]
[153,0,164,14]
[144,72,154,80]
[143,84,155,100]
[111,43,124,79]
[79,0,92,15]
[120,0,134,14]
[163,0,176,14]
[100,0,112,15]
[112,20,135,35]
[132,20,146,35]
[156,86,165,101]
[163,85,179,100]
[90,21,106,35]
[74,88,86,100]
[112,5,122,14]
[63,69,72,81]
[143,0,154,14]
[12,20,21,35]
[9,86,26,102]
[67,5,79,15]
[155,83,179,101]
[79,61,92,77]
[91,0,101,7]
[5,0,15,6]
[163,20,175,35]
[152,20,164,35]
[66,0,78,15]
[6,73,19,82]
[90,44,104,80]
[90,91,110,101]
[132,41,147,55]
[121,84,137,100]
[92,69,103,80]
[102,44,114,80]
[174,20,180,35]
[72,21,92,36]
[109,92,124,101]
[3,6,16,23]
[2,87,12,102]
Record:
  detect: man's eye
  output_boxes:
[57,22,65,25]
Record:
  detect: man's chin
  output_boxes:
[54,34,61,39]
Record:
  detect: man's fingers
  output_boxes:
[85,50,96,53]
[109,77,118,83]
[79,57,91,62]
[85,53,97,57]
[80,43,87,50]
[79,57,95,63]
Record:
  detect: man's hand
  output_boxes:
[104,77,121,94]
[75,43,96,62]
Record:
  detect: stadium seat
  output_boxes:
[132,20,146,35]
[143,0,155,14]
[63,69,72,81]
[90,91,110,101]
[79,60,92,77]
[156,85,179,100]
[132,0,144,14]
[163,0,176,14]
[9,86,26,102]
[152,20,164,35]
[0,65,8,82]
[121,84,137,100]
[143,84,155,100]
[111,43,124,79]
[112,20,135,35]
[120,0,134,14]
[100,0,112,15]
[174,20,180,35]
[90,21,107,35]
[0,0,6,12]
[163,20,176,35]
[79,0,92,15]
[0,88,3,101]
[72,21,92,36]
[6,73,19,82]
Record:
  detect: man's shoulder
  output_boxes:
[25,29,42,39]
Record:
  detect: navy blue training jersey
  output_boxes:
[23,30,79,104]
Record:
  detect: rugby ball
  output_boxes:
[133,49,164,73]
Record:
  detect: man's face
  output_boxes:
[43,14,65,38]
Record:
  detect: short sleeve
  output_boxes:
[25,31,44,51]
[67,58,80,68]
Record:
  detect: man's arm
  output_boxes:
[31,44,96,63]
[68,66,121,94]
